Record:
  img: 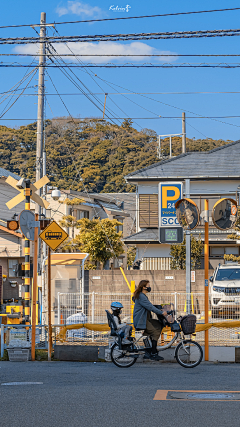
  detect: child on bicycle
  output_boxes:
[111,301,132,344]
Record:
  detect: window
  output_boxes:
[139,194,158,228]
[8,259,19,278]
[211,247,224,256]
[225,247,239,255]
[76,210,89,220]
[216,269,240,281]
[116,220,123,233]
[55,280,62,288]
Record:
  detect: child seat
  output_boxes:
[105,310,119,337]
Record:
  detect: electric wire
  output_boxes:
[46,46,121,125]
[52,26,143,130]
[48,30,129,126]
[1,7,240,28]
[3,27,240,45]
[2,91,240,96]
[43,77,122,259]
[95,76,240,129]
[3,63,240,68]
[2,53,240,57]
[0,67,38,118]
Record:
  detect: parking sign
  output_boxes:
[159,182,182,227]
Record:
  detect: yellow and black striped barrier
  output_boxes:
[24,180,31,324]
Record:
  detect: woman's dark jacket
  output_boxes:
[133,292,163,330]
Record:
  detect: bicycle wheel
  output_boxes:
[175,339,203,368]
[111,342,137,368]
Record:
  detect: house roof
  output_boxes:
[0,224,23,238]
[123,229,159,244]
[123,226,237,244]
[0,168,21,180]
[125,140,240,182]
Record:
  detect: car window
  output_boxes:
[215,269,240,281]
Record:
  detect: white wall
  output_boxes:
[0,230,21,257]
[0,178,26,221]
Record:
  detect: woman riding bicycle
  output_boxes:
[133,279,167,361]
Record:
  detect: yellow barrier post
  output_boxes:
[204,199,209,361]
[130,280,135,336]
[119,267,131,291]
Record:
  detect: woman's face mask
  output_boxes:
[145,286,151,293]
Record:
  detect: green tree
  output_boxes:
[0,119,233,193]
[127,246,136,267]
[60,218,124,269]
[170,234,203,270]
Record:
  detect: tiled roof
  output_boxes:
[0,167,21,180]
[125,140,240,181]
[123,229,159,243]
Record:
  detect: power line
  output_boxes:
[2,28,240,45]
[3,63,240,68]
[2,91,240,96]
[95,75,240,129]
[1,7,240,28]
[46,44,122,125]
[2,53,240,57]
[1,116,240,120]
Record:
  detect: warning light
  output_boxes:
[7,220,19,231]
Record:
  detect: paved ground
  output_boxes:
[0,361,240,427]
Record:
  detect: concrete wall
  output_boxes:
[85,269,214,293]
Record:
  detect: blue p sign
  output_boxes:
[159,182,182,227]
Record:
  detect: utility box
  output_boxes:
[6,303,23,324]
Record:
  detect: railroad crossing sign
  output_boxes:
[39,220,68,251]
[5,175,50,210]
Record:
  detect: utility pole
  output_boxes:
[204,199,209,361]
[182,112,186,154]
[36,12,46,214]
[36,12,46,323]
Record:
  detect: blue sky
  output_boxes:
[1,0,240,142]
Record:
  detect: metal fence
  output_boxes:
[0,324,48,358]
[1,292,240,356]
[57,291,240,346]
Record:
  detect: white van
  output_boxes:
[209,264,240,317]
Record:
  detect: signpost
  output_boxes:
[159,182,183,243]
[39,221,68,360]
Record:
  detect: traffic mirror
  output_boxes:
[175,198,200,230]
[212,198,237,230]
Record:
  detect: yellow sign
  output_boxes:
[39,221,68,251]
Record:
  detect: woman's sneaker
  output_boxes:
[150,353,164,361]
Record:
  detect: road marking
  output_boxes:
[154,390,240,401]
[1,382,43,386]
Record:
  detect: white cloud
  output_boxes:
[14,42,178,64]
[56,1,103,17]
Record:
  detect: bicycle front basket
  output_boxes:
[180,314,196,335]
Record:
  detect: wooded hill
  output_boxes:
[0,118,233,193]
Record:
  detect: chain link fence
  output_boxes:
[57,291,240,346]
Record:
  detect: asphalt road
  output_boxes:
[0,361,240,427]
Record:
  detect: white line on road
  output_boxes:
[1,382,43,386]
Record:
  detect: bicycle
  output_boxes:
[106,310,203,369]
